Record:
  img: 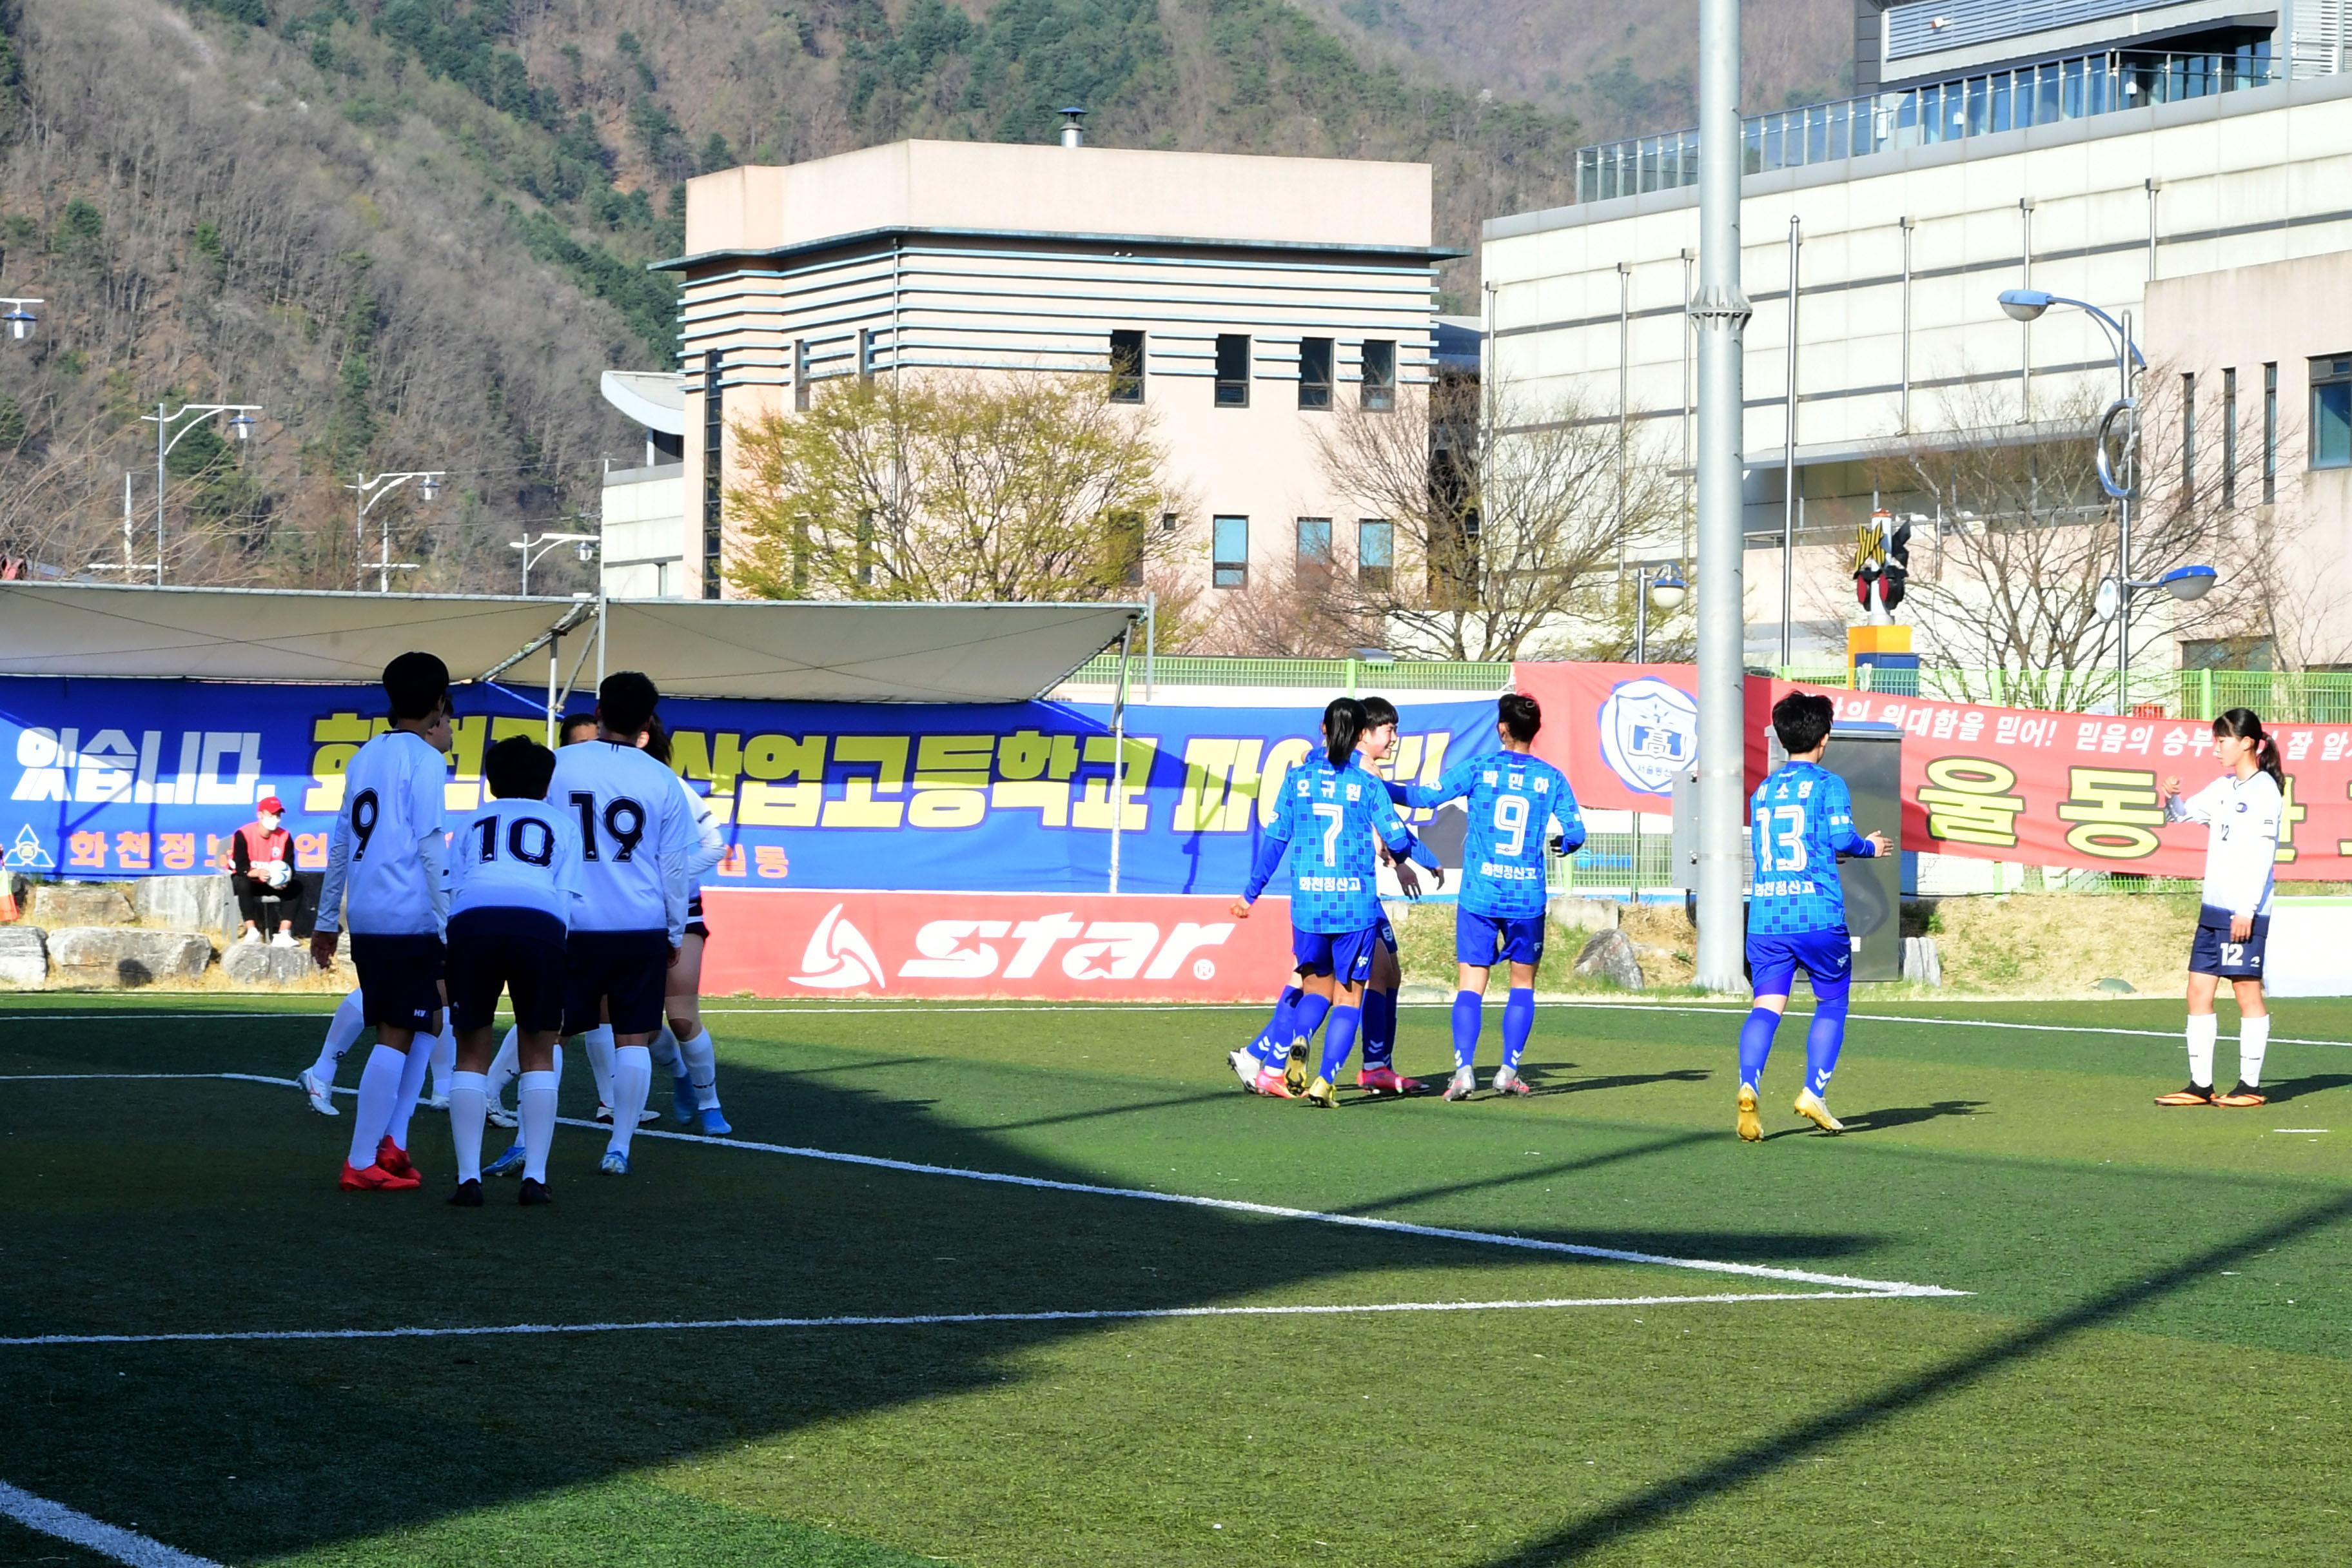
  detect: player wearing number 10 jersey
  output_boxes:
[546,671,699,1175]
[1735,692,1887,1142]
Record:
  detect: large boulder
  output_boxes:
[46,926,213,988]
[221,941,317,987]
[0,926,45,986]
[1549,896,1620,935]
[1573,927,1645,990]
[28,883,134,926]
[135,876,238,937]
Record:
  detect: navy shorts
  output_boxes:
[1458,907,1546,967]
[685,892,710,942]
[446,907,568,1034]
[348,932,446,1032]
[2189,907,2269,979]
[1292,925,1382,985]
[1747,927,1854,1004]
[564,928,672,1036]
[1375,915,1397,954]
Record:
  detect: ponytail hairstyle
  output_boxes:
[1322,698,1367,769]
[641,712,672,767]
[2213,707,2285,790]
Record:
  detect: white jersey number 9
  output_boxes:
[1493,794,1529,858]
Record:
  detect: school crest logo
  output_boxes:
[1598,677,1699,796]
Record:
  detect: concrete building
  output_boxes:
[1488,34,2352,669]
[656,137,1451,605]
[596,370,687,598]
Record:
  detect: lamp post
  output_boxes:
[347,470,446,593]
[140,402,262,587]
[0,297,41,343]
[513,529,599,596]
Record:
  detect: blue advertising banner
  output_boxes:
[0,679,1503,896]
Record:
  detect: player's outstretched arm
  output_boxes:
[658,776,696,948]
[1549,776,1588,856]
[1370,788,1440,873]
[310,796,356,967]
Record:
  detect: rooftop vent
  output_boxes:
[1059,106,1086,148]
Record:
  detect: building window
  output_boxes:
[2184,636,2277,672]
[1215,335,1250,407]
[1212,515,1248,587]
[1160,511,1179,533]
[1360,339,1396,411]
[2222,368,2237,509]
[859,328,878,382]
[1357,518,1393,589]
[701,351,723,601]
[855,509,876,587]
[794,340,811,412]
[2313,355,2352,471]
[1295,516,1333,581]
[1298,338,1333,410]
[2262,362,2280,504]
[2180,372,2195,495]
[1112,513,1146,586]
[1109,329,1145,404]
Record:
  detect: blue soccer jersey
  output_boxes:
[1391,752,1585,919]
[1748,761,1876,935]
[1246,754,1433,934]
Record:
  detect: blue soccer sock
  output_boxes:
[1450,990,1484,1070]
[1738,1007,1783,1091]
[1360,989,1397,1070]
[1317,1004,1362,1084]
[1805,995,1850,1099]
[1500,987,1536,1072]
[1251,985,1303,1067]
[1286,992,1333,1063]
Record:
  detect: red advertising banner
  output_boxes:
[1514,662,2351,879]
[698,889,1300,1001]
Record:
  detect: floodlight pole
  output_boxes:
[143,401,262,587]
[1692,0,1752,993]
[348,470,446,593]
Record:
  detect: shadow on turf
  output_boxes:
[0,1012,1905,1565]
[1836,1099,1988,1133]
[2255,1072,2352,1104]
[1476,1187,2352,1566]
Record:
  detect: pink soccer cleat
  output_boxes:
[1355,1066,1427,1096]
[1250,1066,1295,1099]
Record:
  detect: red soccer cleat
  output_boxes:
[1250,1066,1295,1099]
[376,1135,417,1179]
[1355,1066,1426,1096]
[340,1160,421,1192]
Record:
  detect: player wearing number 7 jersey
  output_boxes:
[547,671,699,1175]
[1735,692,1888,1142]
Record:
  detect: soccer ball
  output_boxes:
[261,860,292,890]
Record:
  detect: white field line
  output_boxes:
[0,1480,223,1568]
[0,1290,1920,1349]
[0,1070,1968,1298]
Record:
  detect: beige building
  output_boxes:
[658,138,1449,605]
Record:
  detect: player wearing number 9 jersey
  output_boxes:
[1735,692,1886,1141]
[546,670,698,1175]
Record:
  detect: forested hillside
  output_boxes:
[0,0,1837,593]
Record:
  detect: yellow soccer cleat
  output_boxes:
[1736,1084,1762,1142]
[1793,1090,1845,1134]
[1302,1075,1338,1109]
[1283,1041,1311,1097]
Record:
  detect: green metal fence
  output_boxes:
[1064,654,1514,694]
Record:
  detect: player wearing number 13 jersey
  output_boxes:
[546,671,699,1175]
[1735,692,1886,1142]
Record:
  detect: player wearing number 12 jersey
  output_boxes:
[547,671,698,1175]
[1735,692,1887,1141]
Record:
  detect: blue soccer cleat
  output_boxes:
[671,1072,696,1125]
[483,1142,527,1178]
[692,1106,733,1137]
[599,1149,631,1175]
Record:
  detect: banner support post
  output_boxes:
[1108,620,1135,894]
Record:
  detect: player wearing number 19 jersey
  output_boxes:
[1735,692,1885,1141]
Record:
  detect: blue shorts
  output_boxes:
[349,932,446,1032]
[1746,928,1854,1004]
[446,907,569,1034]
[1458,907,1546,967]
[564,928,673,1037]
[1293,926,1382,985]
[2189,906,2269,979]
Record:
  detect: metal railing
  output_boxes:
[1062,654,1514,694]
[1575,43,2279,202]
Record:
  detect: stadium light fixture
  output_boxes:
[347,470,447,593]
[142,401,264,587]
[0,298,40,342]
[1647,562,1688,611]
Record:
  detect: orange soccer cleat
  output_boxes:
[375,1135,418,1179]
[340,1160,421,1192]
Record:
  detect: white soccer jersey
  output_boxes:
[2168,770,2282,917]
[447,796,584,926]
[317,730,449,937]
[547,739,696,941]
[676,770,725,896]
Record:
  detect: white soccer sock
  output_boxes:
[486,1027,521,1106]
[649,1024,681,1076]
[606,1044,652,1159]
[429,1023,456,1101]
[680,1028,720,1110]
[449,1071,489,1184]
[2186,1013,2219,1088]
[309,988,368,1086]
[584,1025,616,1108]
[2239,1015,2271,1088]
[518,1070,557,1185]
[345,1044,408,1169]
[384,1037,435,1150]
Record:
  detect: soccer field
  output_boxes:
[3,992,2348,1567]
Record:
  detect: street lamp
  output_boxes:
[1633,561,1687,663]
[512,529,599,596]
[139,401,264,587]
[0,297,41,342]
[346,470,447,593]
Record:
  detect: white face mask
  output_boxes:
[257,813,280,831]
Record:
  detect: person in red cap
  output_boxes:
[229,795,303,948]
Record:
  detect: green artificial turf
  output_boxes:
[1,990,2347,1565]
